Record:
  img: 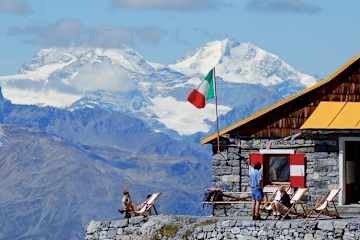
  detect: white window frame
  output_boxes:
[259,149,295,154]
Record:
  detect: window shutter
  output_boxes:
[289,153,305,188]
[249,153,264,166]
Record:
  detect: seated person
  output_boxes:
[119,190,136,214]
[271,186,291,217]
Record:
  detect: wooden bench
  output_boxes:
[202,187,285,216]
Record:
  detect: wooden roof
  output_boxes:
[202,52,360,144]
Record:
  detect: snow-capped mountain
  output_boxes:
[0,39,317,135]
[170,39,316,86]
[0,47,159,107]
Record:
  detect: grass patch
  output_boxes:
[181,219,218,240]
[155,224,181,239]
[193,218,218,228]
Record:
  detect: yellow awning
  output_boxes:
[300,102,360,129]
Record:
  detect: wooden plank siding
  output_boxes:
[230,61,360,139]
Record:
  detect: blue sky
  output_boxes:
[1,0,360,78]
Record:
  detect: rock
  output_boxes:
[314,230,325,239]
[304,233,314,240]
[116,235,131,240]
[238,220,255,227]
[221,220,231,227]
[110,219,128,228]
[343,232,354,240]
[203,224,216,232]
[99,230,108,239]
[317,221,334,231]
[129,216,145,225]
[100,221,111,230]
[276,221,290,229]
[258,230,267,236]
[107,229,117,239]
[197,232,205,239]
[117,228,123,235]
[236,235,257,240]
[87,221,101,234]
[334,221,347,230]
[231,227,241,234]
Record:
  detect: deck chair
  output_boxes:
[279,188,308,220]
[134,192,161,217]
[306,188,341,220]
[262,186,291,219]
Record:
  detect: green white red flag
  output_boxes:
[187,68,215,108]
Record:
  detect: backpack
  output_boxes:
[203,189,224,202]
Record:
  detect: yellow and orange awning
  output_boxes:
[301,102,360,129]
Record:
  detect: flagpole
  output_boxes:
[213,67,221,153]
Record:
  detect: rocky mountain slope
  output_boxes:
[0,125,209,240]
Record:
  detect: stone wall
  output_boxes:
[85,215,360,240]
[212,139,340,216]
[212,147,242,192]
[306,151,339,202]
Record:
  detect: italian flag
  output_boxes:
[187,68,215,108]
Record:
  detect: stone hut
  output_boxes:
[202,53,360,215]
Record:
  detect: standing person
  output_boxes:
[249,162,264,220]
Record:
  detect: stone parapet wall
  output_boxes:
[85,215,360,240]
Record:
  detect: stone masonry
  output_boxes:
[85,215,360,240]
[212,139,340,216]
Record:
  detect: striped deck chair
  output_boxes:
[134,192,161,217]
[280,188,308,220]
[306,188,341,220]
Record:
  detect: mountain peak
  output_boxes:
[169,39,262,76]
[170,40,316,87]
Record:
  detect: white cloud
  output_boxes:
[8,19,164,48]
[149,96,231,135]
[71,63,135,93]
[111,0,222,11]
[2,88,81,108]
[0,0,31,15]
[246,0,321,14]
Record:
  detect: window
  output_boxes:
[266,155,290,183]
[249,151,305,187]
